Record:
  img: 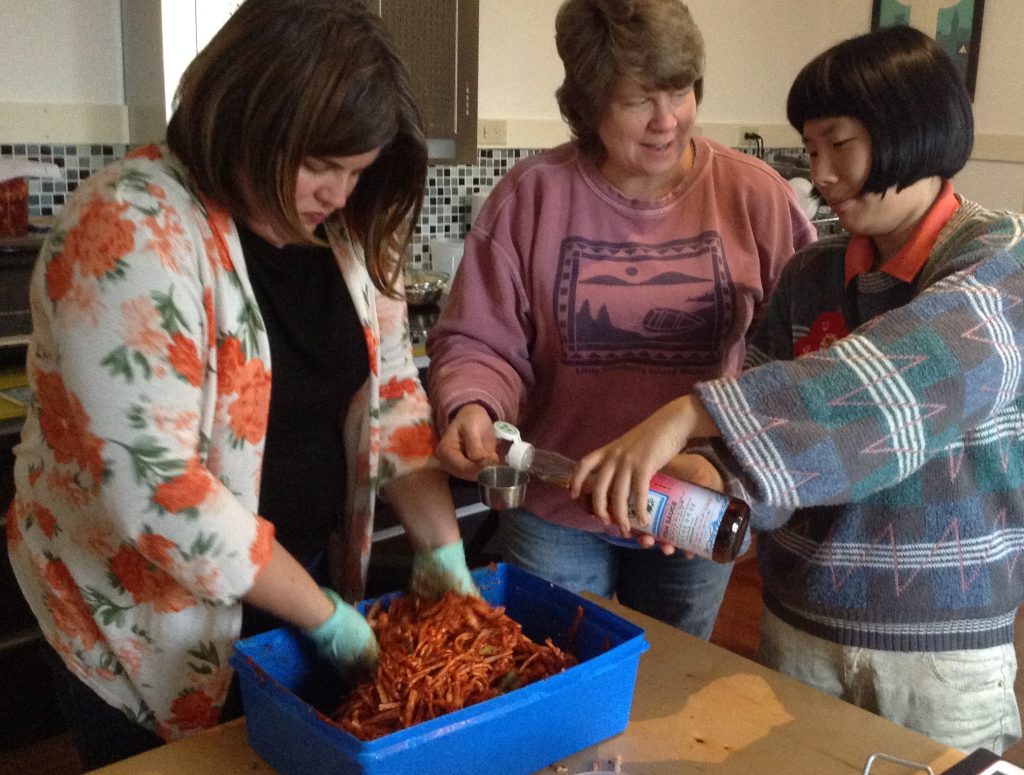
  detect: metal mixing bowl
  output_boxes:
[404,269,450,307]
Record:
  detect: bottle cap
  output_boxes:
[505,439,533,471]
[493,421,521,443]
[493,421,533,470]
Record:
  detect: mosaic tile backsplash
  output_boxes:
[1,142,127,221]
[1,143,828,266]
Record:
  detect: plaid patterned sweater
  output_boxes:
[697,199,1024,651]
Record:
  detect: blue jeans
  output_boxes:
[498,508,733,639]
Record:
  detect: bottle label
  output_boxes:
[641,473,729,559]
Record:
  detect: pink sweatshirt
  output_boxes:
[428,139,816,530]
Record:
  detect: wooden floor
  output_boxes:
[2,556,1021,772]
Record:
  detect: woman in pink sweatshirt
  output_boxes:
[428,0,815,638]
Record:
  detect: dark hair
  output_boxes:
[555,0,705,163]
[166,0,427,295]
[787,25,973,194]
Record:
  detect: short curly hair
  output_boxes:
[555,0,705,164]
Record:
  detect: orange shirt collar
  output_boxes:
[844,180,960,286]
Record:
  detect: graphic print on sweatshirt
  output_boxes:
[555,232,735,369]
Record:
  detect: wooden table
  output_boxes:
[93,596,966,775]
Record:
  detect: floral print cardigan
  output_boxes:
[6,146,438,740]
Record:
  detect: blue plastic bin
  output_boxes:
[230,563,648,775]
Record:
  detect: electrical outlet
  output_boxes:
[478,119,508,145]
[740,126,760,144]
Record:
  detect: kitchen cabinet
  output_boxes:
[121,0,478,163]
[372,0,479,164]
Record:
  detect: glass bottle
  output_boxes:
[493,421,749,563]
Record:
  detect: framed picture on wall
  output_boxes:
[871,0,985,99]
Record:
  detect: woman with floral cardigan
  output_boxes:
[6,0,474,768]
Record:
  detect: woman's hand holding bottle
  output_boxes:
[573,394,720,528]
[661,452,725,496]
[496,420,747,563]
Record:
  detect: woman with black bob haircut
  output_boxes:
[575,24,1024,753]
[8,0,476,769]
[786,24,973,195]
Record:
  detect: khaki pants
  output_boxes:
[757,607,1021,754]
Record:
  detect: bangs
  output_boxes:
[639,66,697,93]
[786,26,972,192]
[786,61,853,132]
[313,93,398,160]
[299,62,402,160]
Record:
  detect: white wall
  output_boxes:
[0,0,1020,208]
[675,1,867,129]
[0,0,125,141]
[479,0,1019,137]
[478,2,562,119]
[0,0,123,103]
[478,0,1024,210]
[478,0,871,135]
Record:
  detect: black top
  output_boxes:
[237,223,369,571]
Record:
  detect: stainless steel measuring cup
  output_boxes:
[476,465,529,510]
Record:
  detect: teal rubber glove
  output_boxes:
[304,588,378,679]
[409,540,480,600]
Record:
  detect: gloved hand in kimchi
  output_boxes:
[305,587,379,678]
[409,539,480,600]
